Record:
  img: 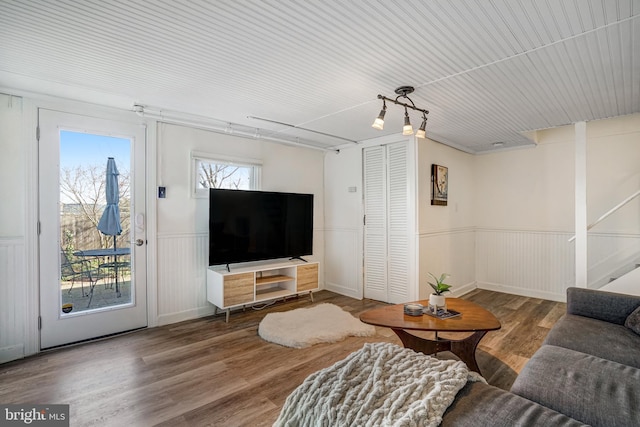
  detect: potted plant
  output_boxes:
[428,273,451,312]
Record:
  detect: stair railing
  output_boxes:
[569,189,640,242]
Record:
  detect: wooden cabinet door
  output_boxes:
[223,272,254,306]
[297,264,318,292]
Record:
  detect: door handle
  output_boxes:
[135,239,145,246]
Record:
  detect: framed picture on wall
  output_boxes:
[431,164,448,206]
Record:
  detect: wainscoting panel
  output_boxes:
[324,228,361,299]
[419,228,476,297]
[0,238,26,363]
[476,229,575,301]
[156,233,214,325]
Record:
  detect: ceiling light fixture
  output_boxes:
[415,113,428,139]
[372,86,429,137]
[372,100,387,130]
[402,107,413,135]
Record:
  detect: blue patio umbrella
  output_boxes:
[97,157,123,296]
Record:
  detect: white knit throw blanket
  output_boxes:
[274,342,484,427]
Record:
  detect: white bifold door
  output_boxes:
[363,141,415,303]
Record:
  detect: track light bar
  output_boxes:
[133,104,338,152]
[372,86,429,137]
[248,116,358,144]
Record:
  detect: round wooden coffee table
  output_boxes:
[360,298,501,374]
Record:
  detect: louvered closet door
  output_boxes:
[363,142,411,303]
[363,146,387,301]
[386,143,411,303]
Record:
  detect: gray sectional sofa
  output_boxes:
[441,287,640,426]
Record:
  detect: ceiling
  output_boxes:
[1,0,639,153]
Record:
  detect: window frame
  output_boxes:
[191,151,262,198]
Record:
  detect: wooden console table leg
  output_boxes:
[309,291,314,303]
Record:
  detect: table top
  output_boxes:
[74,247,131,257]
[360,298,501,333]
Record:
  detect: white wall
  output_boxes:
[585,115,640,287]
[0,94,27,363]
[155,123,325,325]
[0,96,327,362]
[324,114,640,304]
[475,114,640,234]
[586,114,640,234]
[2,89,637,362]
[474,114,640,299]
[475,134,575,231]
[0,94,25,235]
[323,147,363,299]
[473,128,576,300]
[416,138,476,298]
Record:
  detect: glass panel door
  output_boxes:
[39,109,147,349]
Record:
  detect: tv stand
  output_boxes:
[207,260,319,322]
[290,256,308,262]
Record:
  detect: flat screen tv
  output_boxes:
[209,189,314,266]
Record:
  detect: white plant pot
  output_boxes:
[428,294,446,313]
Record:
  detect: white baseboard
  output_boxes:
[324,281,362,300]
[477,281,566,302]
[0,344,25,364]
[451,281,477,298]
[157,305,217,326]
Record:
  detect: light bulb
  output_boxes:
[402,110,413,135]
[372,107,386,130]
[416,117,427,138]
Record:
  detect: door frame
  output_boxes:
[38,108,148,348]
[21,96,158,354]
[361,136,419,304]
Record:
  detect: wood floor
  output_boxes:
[0,289,566,426]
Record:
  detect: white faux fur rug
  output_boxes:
[258,303,376,348]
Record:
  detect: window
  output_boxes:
[192,152,261,197]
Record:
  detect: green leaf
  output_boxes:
[427,272,452,295]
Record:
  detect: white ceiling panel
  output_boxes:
[0,0,638,152]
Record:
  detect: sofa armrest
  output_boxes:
[566,287,640,325]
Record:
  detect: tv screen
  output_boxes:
[209,189,314,266]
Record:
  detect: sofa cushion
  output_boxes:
[441,381,588,427]
[625,306,640,336]
[511,345,640,427]
[566,287,640,325]
[543,314,640,368]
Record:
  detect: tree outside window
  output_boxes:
[194,156,260,196]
